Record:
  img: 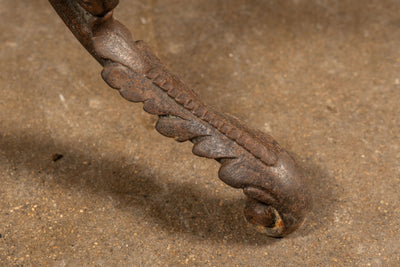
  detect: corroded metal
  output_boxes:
[48,0,311,237]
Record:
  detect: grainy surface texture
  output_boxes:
[0,0,399,266]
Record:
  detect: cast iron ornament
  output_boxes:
[49,0,311,237]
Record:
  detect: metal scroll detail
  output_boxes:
[48,0,311,237]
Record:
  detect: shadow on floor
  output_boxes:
[0,130,338,244]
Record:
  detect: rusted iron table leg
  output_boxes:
[48,0,311,237]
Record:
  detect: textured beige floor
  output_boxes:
[1,0,399,266]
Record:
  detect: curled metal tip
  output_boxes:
[244,198,304,237]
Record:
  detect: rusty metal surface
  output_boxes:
[48,0,311,237]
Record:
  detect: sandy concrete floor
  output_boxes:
[1,0,399,266]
